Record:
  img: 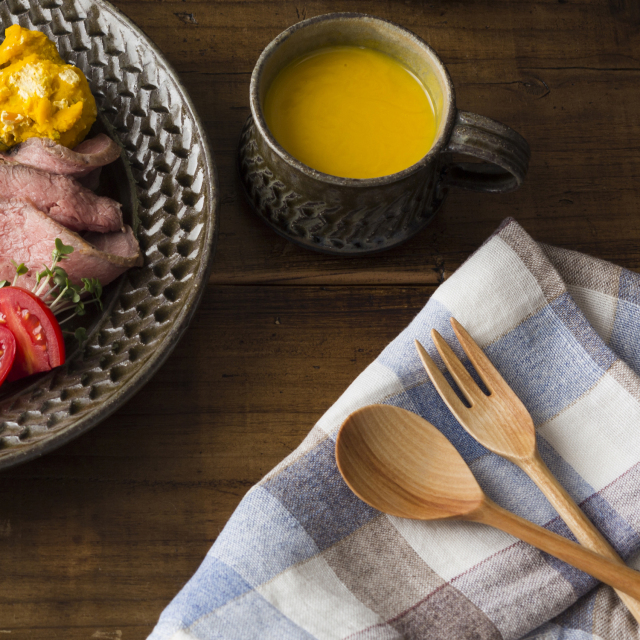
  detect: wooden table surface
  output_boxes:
[2,0,640,637]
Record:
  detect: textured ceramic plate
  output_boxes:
[0,0,218,469]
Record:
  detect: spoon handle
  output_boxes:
[470,499,640,601]
[519,451,640,621]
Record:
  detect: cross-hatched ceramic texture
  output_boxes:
[238,116,443,254]
[0,0,218,469]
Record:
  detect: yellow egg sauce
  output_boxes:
[0,25,97,150]
[264,46,437,179]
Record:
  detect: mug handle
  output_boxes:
[442,110,530,193]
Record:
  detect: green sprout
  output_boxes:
[11,260,28,286]
[2,238,107,344]
[51,269,103,326]
[74,327,87,346]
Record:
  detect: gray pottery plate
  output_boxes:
[0,0,218,469]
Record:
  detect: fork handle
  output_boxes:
[468,498,640,601]
[519,451,640,622]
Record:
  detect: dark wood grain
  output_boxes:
[0,285,431,637]
[3,0,640,636]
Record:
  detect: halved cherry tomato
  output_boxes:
[0,287,65,381]
[0,325,16,386]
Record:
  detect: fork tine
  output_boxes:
[414,339,470,418]
[431,329,486,406]
[450,318,511,397]
[429,329,488,407]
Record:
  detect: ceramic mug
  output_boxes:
[238,13,530,255]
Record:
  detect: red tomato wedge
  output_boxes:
[0,287,65,382]
[0,325,16,386]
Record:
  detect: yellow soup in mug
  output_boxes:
[264,46,437,180]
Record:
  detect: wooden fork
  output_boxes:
[415,318,640,623]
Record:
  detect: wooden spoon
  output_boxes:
[335,404,640,600]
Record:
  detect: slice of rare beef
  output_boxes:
[0,164,123,233]
[0,198,142,290]
[2,134,121,178]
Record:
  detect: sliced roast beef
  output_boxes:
[2,134,121,178]
[0,198,142,290]
[0,164,123,233]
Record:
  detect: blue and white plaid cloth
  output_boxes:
[149,218,640,639]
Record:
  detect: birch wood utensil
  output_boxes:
[335,404,640,600]
[415,318,640,623]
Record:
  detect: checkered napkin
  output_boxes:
[149,218,640,640]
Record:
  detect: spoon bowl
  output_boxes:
[336,404,483,520]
